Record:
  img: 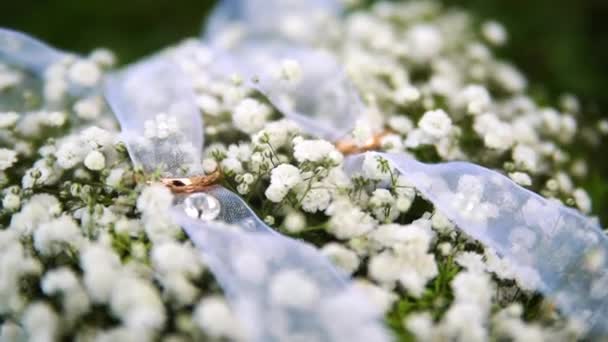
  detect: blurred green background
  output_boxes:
[1,0,607,219]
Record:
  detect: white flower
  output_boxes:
[22,302,58,342]
[221,157,243,174]
[388,116,413,134]
[301,186,331,213]
[194,296,243,340]
[482,20,508,46]
[233,98,270,134]
[293,139,340,164]
[56,137,90,169]
[68,59,102,86]
[494,63,526,93]
[352,119,374,146]
[442,302,488,342]
[151,242,203,277]
[81,126,115,148]
[137,184,174,215]
[265,164,302,203]
[280,59,303,84]
[369,188,399,222]
[90,48,116,67]
[202,158,218,173]
[509,171,532,186]
[253,119,300,148]
[2,192,20,211]
[270,270,320,309]
[512,144,539,172]
[0,112,19,128]
[41,267,90,322]
[431,210,454,233]
[321,243,360,274]
[393,86,420,105]
[0,230,42,314]
[452,271,493,309]
[473,113,514,151]
[405,312,435,341]
[9,193,60,233]
[110,276,166,330]
[361,153,392,182]
[455,252,486,273]
[573,188,592,213]
[152,242,203,306]
[0,148,17,170]
[354,280,397,314]
[283,210,306,233]
[418,109,452,138]
[0,321,24,341]
[44,111,67,127]
[406,24,443,61]
[458,85,491,115]
[197,94,221,116]
[84,150,106,171]
[327,200,376,239]
[80,244,122,303]
[33,215,83,256]
[106,168,125,188]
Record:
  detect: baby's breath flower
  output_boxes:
[0,148,17,170]
[321,243,360,274]
[233,98,270,134]
[68,59,102,87]
[283,210,306,233]
[418,109,452,139]
[293,139,340,164]
[84,150,106,171]
[0,111,19,128]
[265,164,302,203]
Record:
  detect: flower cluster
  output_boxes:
[0,1,605,341]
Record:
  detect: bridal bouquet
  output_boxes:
[1,1,606,341]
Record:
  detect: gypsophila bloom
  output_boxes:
[33,215,83,256]
[293,138,341,164]
[84,150,106,171]
[482,20,508,46]
[22,302,58,342]
[0,111,19,128]
[418,109,452,139]
[283,210,306,233]
[233,98,271,134]
[265,163,302,203]
[280,59,303,84]
[0,148,17,170]
[321,243,360,274]
[194,296,243,340]
[68,59,102,87]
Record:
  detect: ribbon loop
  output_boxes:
[0,28,66,75]
[105,55,203,176]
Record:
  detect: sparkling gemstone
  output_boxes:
[183,193,221,221]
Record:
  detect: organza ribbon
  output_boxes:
[0,28,65,74]
[202,0,608,336]
[104,50,389,341]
